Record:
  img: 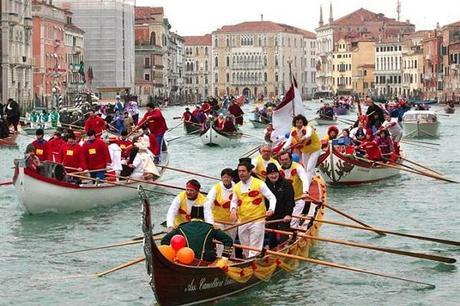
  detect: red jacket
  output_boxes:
[228,104,244,125]
[60,143,83,170]
[84,116,107,135]
[360,140,382,161]
[81,138,111,170]
[46,137,66,162]
[31,139,48,161]
[137,109,167,136]
[116,139,133,159]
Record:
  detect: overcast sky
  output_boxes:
[136,0,458,36]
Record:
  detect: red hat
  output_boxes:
[74,131,82,138]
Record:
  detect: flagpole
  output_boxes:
[288,59,295,116]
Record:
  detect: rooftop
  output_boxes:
[214,21,315,38]
[183,34,212,46]
[330,8,413,27]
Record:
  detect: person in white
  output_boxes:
[381,113,403,142]
[350,121,368,143]
[230,163,276,258]
[206,168,236,257]
[166,180,214,231]
[129,142,159,180]
[107,137,122,180]
[278,152,312,229]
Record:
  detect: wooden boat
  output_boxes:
[311,116,338,126]
[184,121,202,135]
[200,126,242,147]
[141,176,327,305]
[12,151,169,214]
[444,106,455,114]
[409,98,438,105]
[249,119,267,129]
[0,133,18,147]
[318,144,400,185]
[402,110,440,138]
[333,106,349,116]
[21,125,56,135]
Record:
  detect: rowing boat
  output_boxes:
[0,133,18,147]
[311,117,338,126]
[184,121,202,135]
[141,176,327,305]
[200,126,242,147]
[444,106,455,114]
[13,150,169,214]
[318,144,400,185]
[249,119,267,129]
[402,110,440,138]
[333,106,349,116]
[21,126,56,135]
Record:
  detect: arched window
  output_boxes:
[275,72,278,82]
[150,32,156,45]
[264,72,267,82]
[190,62,194,71]
[275,56,278,66]
[214,38,218,47]
[205,60,208,71]
[215,73,218,83]
[232,72,235,81]
[195,47,199,56]
[195,61,199,71]
[226,73,230,82]
[226,56,230,67]
[205,47,208,55]
[264,56,267,66]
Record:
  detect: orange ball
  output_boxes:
[176,247,195,264]
[158,245,176,261]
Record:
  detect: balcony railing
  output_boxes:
[231,63,264,70]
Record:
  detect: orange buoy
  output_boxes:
[159,245,176,261]
[176,247,195,264]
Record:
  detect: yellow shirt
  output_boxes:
[253,155,280,180]
[175,191,207,227]
[233,178,266,222]
[212,183,232,222]
[280,161,304,198]
[290,126,321,153]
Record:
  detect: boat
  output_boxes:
[184,121,202,135]
[402,110,440,138]
[409,98,438,105]
[312,91,334,104]
[12,149,169,214]
[141,175,327,305]
[249,119,267,129]
[200,126,242,147]
[311,117,338,126]
[0,133,19,147]
[444,105,455,114]
[318,144,400,185]
[21,125,56,135]
[333,105,349,116]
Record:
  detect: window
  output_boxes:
[275,72,278,82]
[144,74,150,81]
[205,47,208,55]
[205,76,208,85]
[205,60,208,71]
[364,70,367,76]
[214,38,218,47]
[144,57,150,67]
[264,72,267,82]
[226,56,230,67]
[226,73,229,82]
[215,73,218,83]
[215,56,218,67]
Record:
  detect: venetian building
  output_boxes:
[375,37,404,97]
[211,20,316,100]
[182,34,212,102]
[0,0,33,108]
[316,6,414,93]
[441,21,460,102]
[63,10,84,101]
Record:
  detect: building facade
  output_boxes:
[211,21,316,99]
[422,31,443,100]
[332,39,353,94]
[1,0,33,108]
[442,21,460,102]
[55,0,135,90]
[167,32,184,101]
[374,39,404,97]
[316,7,414,93]
[63,11,84,100]
[401,32,429,98]
[183,35,212,102]
[32,0,67,106]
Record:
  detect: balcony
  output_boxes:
[8,13,19,26]
[231,63,264,70]
[135,43,164,54]
[24,17,33,29]
[231,80,264,86]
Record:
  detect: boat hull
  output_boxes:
[311,117,338,126]
[200,127,242,147]
[402,122,440,138]
[249,119,267,129]
[184,121,202,135]
[444,107,455,114]
[142,176,327,305]
[0,133,18,147]
[318,146,400,185]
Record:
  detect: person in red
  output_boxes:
[136,101,167,163]
[84,110,107,136]
[201,101,212,115]
[222,116,237,133]
[227,100,244,126]
[358,130,382,161]
[117,130,133,159]
[215,113,225,129]
[46,131,66,163]
[81,129,111,181]
[60,132,83,171]
[31,129,48,162]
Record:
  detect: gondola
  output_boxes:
[333,105,349,116]
[249,119,267,129]
[310,116,338,126]
[200,126,242,147]
[141,176,327,305]
[184,121,202,135]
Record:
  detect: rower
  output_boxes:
[81,129,111,181]
[264,163,295,248]
[31,128,48,162]
[206,168,236,256]
[84,109,107,136]
[251,144,280,180]
[278,152,310,229]
[166,180,213,232]
[60,132,83,182]
[161,205,233,263]
[230,162,276,258]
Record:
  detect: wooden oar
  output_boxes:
[95,256,145,277]
[266,228,456,264]
[355,156,458,183]
[60,122,85,130]
[241,144,261,158]
[402,139,440,146]
[0,180,13,186]
[234,243,435,288]
[295,216,460,247]
[224,215,268,231]
[157,165,220,181]
[167,121,184,132]
[399,140,438,150]
[296,195,386,236]
[398,156,443,176]
[52,231,166,255]
[66,173,177,197]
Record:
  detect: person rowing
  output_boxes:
[251,144,280,180]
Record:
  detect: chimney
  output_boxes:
[319,5,324,26]
[329,2,334,24]
[261,14,263,22]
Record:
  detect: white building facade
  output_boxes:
[375,40,404,97]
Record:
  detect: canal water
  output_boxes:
[0,103,459,305]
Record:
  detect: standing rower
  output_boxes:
[84,110,106,136]
[230,162,276,258]
[166,180,213,231]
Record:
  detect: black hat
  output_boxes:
[87,129,96,137]
[35,129,44,136]
[238,157,254,170]
[146,101,155,108]
[266,163,279,174]
[190,205,204,220]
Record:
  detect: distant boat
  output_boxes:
[444,105,455,114]
[200,126,242,147]
[249,119,267,129]
[184,121,202,135]
[311,117,338,126]
[409,98,438,105]
[402,110,440,138]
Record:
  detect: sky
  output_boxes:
[136,0,459,36]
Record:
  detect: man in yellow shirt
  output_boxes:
[251,144,280,180]
[230,162,277,258]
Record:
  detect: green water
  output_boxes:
[1,104,459,305]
